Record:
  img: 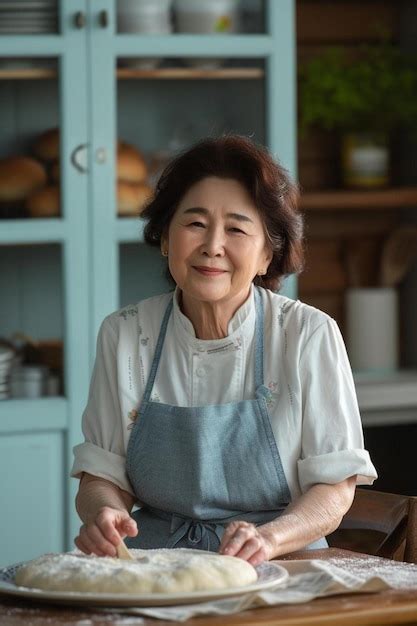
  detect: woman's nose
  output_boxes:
[201,228,225,256]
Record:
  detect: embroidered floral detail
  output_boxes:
[277,302,291,328]
[119,306,138,321]
[127,408,138,430]
[150,392,161,403]
[140,337,149,346]
[287,383,294,405]
[266,381,279,407]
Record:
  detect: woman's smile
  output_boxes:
[192,265,227,276]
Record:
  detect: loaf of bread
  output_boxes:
[26,185,60,217]
[33,128,60,162]
[117,141,148,183]
[117,180,153,216]
[0,156,47,202]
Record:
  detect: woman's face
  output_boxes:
[162,177,272,306]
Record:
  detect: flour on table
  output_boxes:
[14,548,258,594]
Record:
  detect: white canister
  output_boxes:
[174,0,239,33]
[345,287,399,371]
[10,365,49,398]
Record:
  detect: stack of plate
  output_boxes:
[0,345,15,400]
[0,1,58,35]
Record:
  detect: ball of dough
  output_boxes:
[15,549,258,594]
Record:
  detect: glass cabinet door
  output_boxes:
[0,0,90,564]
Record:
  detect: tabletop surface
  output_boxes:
[1,548,417,626]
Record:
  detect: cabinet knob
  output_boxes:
[74,11,86,29]
[95,147,107,164]
[99,10,109,28]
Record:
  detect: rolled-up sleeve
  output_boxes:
[297,318,377,492]
[71,318,135,496]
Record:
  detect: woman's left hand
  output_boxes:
[218,521,275,565]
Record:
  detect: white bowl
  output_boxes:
[174,0,239,34]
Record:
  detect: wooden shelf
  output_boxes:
[0,68,55,80]
[0,67,263,81]
[300,187,417,211]
[118,67,263,79]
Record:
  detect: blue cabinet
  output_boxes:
[0,0,297,566]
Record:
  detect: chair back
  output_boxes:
[328,489,417,564]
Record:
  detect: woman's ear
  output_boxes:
[264,245,273,268]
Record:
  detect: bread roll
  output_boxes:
[117,141,148,183]
[0,156,47,202]
[117,181,153,216]
[26,185,60,217]
[33,128,60,162]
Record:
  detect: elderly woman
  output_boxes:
[72,135,377,566]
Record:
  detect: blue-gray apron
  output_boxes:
[125,287,327,552]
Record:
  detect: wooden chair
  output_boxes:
[327,488,417,564]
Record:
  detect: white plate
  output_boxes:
[0,557,288,607]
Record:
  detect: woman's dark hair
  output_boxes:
[142,134,304,291]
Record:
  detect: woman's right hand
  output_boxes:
[74,506,138,557]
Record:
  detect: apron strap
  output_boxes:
[253,287,264,389]
[141,296,174,406]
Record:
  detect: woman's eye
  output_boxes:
[190,221,205,228]
[229,227,245,234]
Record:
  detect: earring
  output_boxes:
[162,250,168,257]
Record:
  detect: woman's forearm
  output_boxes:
[75,473,136,525]
[261,477,356,557]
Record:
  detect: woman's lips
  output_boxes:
[193,266,226,276]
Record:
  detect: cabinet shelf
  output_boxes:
[0,68,56,80]
[0,67,264,81]
[300,187,417,211]
[117,67,264,80]
[0,219,67,245]
[0,397,67,433]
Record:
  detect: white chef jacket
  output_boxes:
[71,286,377,501]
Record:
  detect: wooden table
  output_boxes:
[1,548,417,626]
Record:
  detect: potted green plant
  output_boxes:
[298,40,417,188]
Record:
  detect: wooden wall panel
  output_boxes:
[297,1,400,44]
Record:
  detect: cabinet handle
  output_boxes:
[99,10,109,28]
[71,144,89,174]
[74,11,86,29]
